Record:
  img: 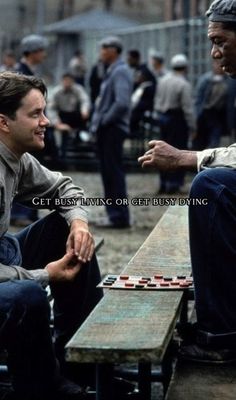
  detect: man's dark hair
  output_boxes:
[0,72,47,120]
[128,49,140,60]
[62,72,75,80]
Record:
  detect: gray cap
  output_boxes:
[206,0,236,22]
[21,34,48,54]
[171,54,188,69]
[99,36,123,52]
[150,51,165,62]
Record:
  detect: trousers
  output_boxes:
[0,212,103,398]
[189,167,236,346]
[159,110,189,192]
[96,126,130,225]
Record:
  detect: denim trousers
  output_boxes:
[96,126,130,225]
[189,168,236,346]
[0,212,103,399]
[159,110,188,192]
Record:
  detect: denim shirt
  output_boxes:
[0,140,88,286]
[91,58,132,134]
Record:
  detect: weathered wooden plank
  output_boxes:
[66,206,190,364]
[66,290,183,363]
[94,237,104,252]
[124,205,191,275]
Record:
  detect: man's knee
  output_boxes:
[6,280,50,317]
[190,168,224,199]
[14,280,49,313]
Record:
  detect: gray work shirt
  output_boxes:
[155,72,196,132]
[0,141,87,286]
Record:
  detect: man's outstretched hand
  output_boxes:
[138,140,197,171]
[45,251,82,282]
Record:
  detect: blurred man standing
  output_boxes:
[17,34,48,76]
[155,54,196,194]
[91,36,132,228]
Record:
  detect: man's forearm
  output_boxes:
[177,150,198,171]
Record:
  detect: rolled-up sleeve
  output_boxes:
[0,263,49,288]
[197,144,236,171]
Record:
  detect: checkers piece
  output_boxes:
[120,275,129,280]
[135,284,145,289]
[97,275,194,291]
[177,275,186,279]
[125,282,134,288]
[160,282,170,287]
[179,282,190,288]
[139,279,148,284]
[154,274,163,280]
[170,281,180,286]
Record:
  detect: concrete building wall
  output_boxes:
[164,0,212,20]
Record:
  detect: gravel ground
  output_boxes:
[68,170,192,277]
[69,170,167,277]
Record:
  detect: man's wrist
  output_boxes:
[177,150,198,171]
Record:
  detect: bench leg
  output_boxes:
[96,363,114,400]
[179,291,189,326]
[162,346,173,397]
[138,362,152,400]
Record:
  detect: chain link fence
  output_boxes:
[84,17,212,87]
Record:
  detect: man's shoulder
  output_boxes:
[112,60,130,74]
[16,62,34,76]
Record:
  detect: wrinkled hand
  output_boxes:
[66,219,94,263]
[45,251,82,282]
[138,140,182,171]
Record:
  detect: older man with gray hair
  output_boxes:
[139,0,236,364]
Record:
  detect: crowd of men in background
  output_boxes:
[1,33,236,225]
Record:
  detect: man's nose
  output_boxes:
[40,113,50,127]
[211,44,222,59]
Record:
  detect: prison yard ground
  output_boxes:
[67,171,192,276]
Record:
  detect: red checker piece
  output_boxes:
[125,282,134,288]
[160,282,170,287]
[170,281,180,286]
[139,279,148,284]
[154,274,163,280]
[120,275,129,280]
[179,282,190,288]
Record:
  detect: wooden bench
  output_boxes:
[66,205,191,400]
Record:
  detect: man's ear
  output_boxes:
[0,114,10,133]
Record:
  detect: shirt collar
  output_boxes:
[0,141,21,174]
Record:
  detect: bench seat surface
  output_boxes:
[66,206,191,364]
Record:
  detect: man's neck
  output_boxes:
[21,57,37,72]
[0,136,22,159]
